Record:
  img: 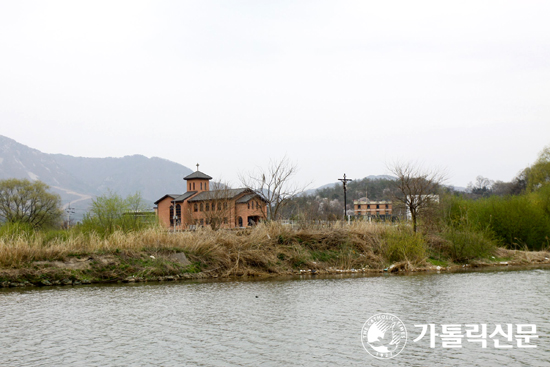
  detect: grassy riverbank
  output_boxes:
[1,222,549,287]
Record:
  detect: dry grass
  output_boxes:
[0,222,398,274]
[1,222,548,285]
[494,247,550,264]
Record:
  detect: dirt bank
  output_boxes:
[1,246,549,288]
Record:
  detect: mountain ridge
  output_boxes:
[0,135,193,217]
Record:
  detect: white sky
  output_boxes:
[1,1,549,189]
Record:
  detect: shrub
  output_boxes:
[439,226,497,262]
[381,227,426,264]
[442,192,550,251]
[79,191,156,237]
[0,222,35,239]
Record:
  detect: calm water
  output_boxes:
[1,268,549,366]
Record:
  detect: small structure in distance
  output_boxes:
[155,166,267,230]
[353,197,392,219]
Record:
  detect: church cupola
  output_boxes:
[184,164,212,192]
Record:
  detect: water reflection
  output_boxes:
[1,268,549,366]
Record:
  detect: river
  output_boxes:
[1,267,549,366]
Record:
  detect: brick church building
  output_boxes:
[155,167,267,229]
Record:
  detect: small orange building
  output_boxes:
[155,168,267,229]
[353,197,392,218]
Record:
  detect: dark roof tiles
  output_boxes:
[173,191,197,202]
[153,194,179,205]
[236,194,257,204]
[184,171,212,180]
[188,188,248,202]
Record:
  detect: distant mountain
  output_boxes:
[0,135,193,219]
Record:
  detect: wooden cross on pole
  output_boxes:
[338,173,352,220]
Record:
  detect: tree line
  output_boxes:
[1,145,548,250]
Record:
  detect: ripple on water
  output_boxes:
[1,269,549,366]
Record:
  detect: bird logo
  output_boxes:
[361,313,407,359]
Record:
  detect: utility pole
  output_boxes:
[65,203,75,229]
[338,174,352,223]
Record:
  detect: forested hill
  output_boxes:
[312,176,396,202]
[0,135,193,215]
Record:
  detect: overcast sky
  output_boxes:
[1,1,549,189]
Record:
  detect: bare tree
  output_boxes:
[239,156,309,221]
[388,161,447,233]
[202,181,235,230]
[467,176,494,197]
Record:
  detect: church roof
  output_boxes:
[188,188,248,202]
[173,191,197,202]
[184,171,212,180]
[154,192,198,205]
[153,194,178,205]
[236,193,258,204]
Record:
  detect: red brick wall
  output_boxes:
[157,190,267,229]
[186,179,209,192]
[157,197,174,227]
[235,198,266,227]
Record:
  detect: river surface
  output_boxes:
[1,267,549,366]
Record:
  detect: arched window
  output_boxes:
[238,216,243,227]
[200,203,203,211]
[194,203,198,212]
[193,182,195,190]
[205,203,209,211]
[218,202,222,210]
[169,205,174,226]
[176,204,181,219]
